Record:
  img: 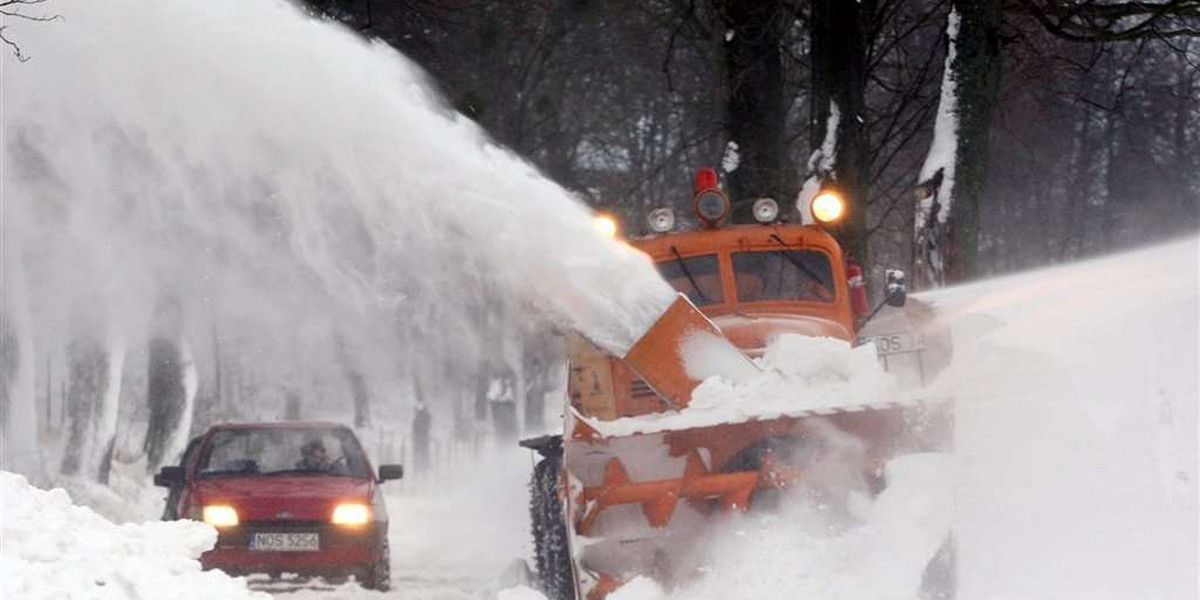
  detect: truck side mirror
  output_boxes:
[885,269,907,307]
[153,466,186,487]
[378,464,404,482]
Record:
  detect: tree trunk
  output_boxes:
[1,243,40,477]
[720,0,791,221]
[60,334,122,480]
[144,336,184,471]
[93,337,125,484]
[947,0,1002,281]
[809,0,870,262]
[1173,63,1197,233]
[1059,98,1098,260]
[336,335,371,429]
[144,296,196,472]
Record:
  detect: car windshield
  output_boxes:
[656,253,723,306]
[732,250,834,303]
[196,427,370,478]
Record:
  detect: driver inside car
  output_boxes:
[297,439,333,471]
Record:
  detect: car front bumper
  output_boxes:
[200,521,385,576]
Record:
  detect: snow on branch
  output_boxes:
[914,9,960,289]
[796,102,841,224]
[1019,0,1200,42]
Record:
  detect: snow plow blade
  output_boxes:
[574,448,828,535]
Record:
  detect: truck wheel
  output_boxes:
[360,539,391,591]
[530,455,575,600]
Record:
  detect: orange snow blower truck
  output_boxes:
[521,168,952,600]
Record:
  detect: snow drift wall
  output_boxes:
[0,471,267,600]
[925,237,1198,600]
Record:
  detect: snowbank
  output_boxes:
[497,585,551,600]
[923,237,1198,600]
[0,471,266,600]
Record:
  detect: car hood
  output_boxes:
[193,476,372,522]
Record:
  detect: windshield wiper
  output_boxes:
[260,468,326,476]
[261,465,358,477]
[670,245,710,304]
[198,470,257,478]
[768,234,829,287]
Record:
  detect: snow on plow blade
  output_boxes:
[621,293,758,409]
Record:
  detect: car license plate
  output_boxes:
[251,532,319,552]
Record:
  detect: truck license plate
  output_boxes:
[869,332,926,356]
[251,532,319,552]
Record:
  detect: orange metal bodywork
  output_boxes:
[621,294,734,410]
[631,224,857,340]
[558,222,928,599]
[567,223,859,426]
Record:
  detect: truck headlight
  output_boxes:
[752,198,780,223]
[203,505,240,527]
[810,191,845,224]
[646,207,675,233]
[331,503,371,526]
[593,214,618,238]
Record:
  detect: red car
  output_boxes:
[154,422,403,590]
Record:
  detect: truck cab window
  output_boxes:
[656,254,723,306]
[732,250,834,303]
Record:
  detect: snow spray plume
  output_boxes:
[0,0,674,426]
[673,448,952,600]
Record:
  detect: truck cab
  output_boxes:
[526,169,939,600]
[568,168,875,424]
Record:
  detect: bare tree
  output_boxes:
[0,0,60,62]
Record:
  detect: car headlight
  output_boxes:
[331,503,371,526]
[203,505,239,527]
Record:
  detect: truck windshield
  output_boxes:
[656,253,723,306]
[197,427,370,478]
[732,250,834,303]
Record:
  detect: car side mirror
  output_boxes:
[885,269,907,307]
[378,464,404,482]
[154,466,186,487]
